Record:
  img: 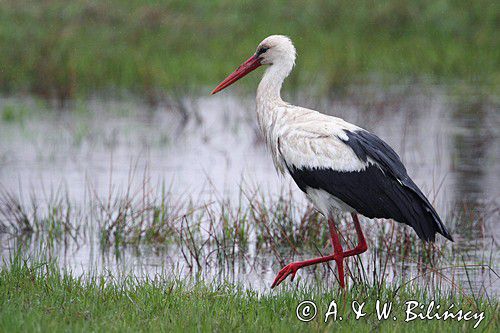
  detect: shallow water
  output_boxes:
[0,85,498,294]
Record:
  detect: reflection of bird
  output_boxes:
[211,35,454,289]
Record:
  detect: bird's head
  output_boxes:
[211,35,296,95]
[256,35,296,66]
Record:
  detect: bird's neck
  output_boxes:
[256,63,291,107]
[255,63,293,174]
[255,65,289,134]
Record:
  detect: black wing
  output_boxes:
[288,129,453,242]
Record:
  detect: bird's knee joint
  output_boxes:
[356,243,368,253]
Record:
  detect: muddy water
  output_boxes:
[0,85,498,293]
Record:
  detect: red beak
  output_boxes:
[211,54,262,95]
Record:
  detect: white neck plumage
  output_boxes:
[256,60,293,107]
[255,60,295,174]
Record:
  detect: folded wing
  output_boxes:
[279,126,453,242]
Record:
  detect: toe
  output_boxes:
[271,264,293,288]
[271,263,300,288]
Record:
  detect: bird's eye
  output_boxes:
[257,47,269,55]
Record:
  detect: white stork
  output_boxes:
[211,35,454,288]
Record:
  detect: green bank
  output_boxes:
[0,258,497,332]
[0,0,498,101]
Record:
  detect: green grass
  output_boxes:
[0,0,498,101]
[0,257,497,332]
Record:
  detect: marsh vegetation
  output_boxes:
[0,1,499,331]
[1,0,498,102]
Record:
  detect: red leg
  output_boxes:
[271,213,368,289]
[342,213,368,257]
[329,216,346,288]
[332,214,368,287]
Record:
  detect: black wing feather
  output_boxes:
[288,129,453,242]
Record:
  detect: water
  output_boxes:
[0,85,498,294]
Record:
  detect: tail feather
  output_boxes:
[405,190,454,242]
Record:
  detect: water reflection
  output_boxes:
[451,100,493,239]
[0,85,498,294]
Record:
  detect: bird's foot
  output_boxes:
[271,262,302,288]
[270,254,347,289]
